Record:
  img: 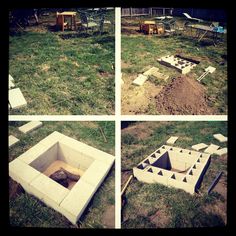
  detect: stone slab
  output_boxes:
[213,134,227,143]
[132,74,148,86]
[9,88,27,109]
[9,135,19,148]
[166,136,179,145]
[214,148,227,156]
[191,143,208,151]
[204,144,220,154]
[18,121,43,134]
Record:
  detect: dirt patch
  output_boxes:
[149,209,170,227]
[122,122,155,140]
[122,74,163,114]
[203,200,227,225]
[102,205,115,228]
[9,178,24,199]
[155,76,214,115]
[122,26,140,35]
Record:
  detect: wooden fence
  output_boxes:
[121,8,173,17]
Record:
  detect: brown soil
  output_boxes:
[149,209,170,227]
[102,205,115,228]
[155,76,214,115]
[9,178,24,199]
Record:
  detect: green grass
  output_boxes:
[121,16,227,114]
[9,12,115,115]
[9,121,115,228]
[121,121,227,228]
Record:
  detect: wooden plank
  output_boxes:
[121,175,133,196]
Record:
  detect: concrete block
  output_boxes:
[9,80,15,89]
[9,88,27,109]
[205,66,216,73]
[191,143,208,151]
[166,136,178,145]
[10,131,114,225]
[60,179,96,224]
[9,135,19,148]
[132,74,148,86]
[9,158,41,190]
[213,134,227,143]
[133,145,210,194]
[9,74,14,81]
[80,160,111,187]
[30,174,70,205]
[18,142,55,165]
[18,121,43,134]
[143,67,159,76]
[204,144,220,154]
[214,148,227,156]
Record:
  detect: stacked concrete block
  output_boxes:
[133,145,211,194]
[9,131,115,225]
[18,121,43,134]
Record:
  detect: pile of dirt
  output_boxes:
[155,76,214,115]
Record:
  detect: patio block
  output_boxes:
[9,88,27,109]
[9,135,19,148]
[18,121,43,134]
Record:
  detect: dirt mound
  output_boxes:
[155,76,214,115]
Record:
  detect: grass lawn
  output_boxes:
[9,121,115,228]
[9,10,115,115]
[121,16,227,115]
[121,121,227,228]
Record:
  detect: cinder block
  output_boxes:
[191,143,208,151]
[9,88,27,109]
[213,134,227,143]
[214,148,227,156]
[18,121,43,134]
[166,136,178,145]
[132,74,148,86]
[204,144,220,154]
[9,135,19,148]
[60,179,96,224]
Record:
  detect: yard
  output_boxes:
[9,121,115,228]
[121,16,227,115]
[9,9,115,115]
[121,121,227,228]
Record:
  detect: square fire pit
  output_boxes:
[9,131,115,225]
[133,145,211,194]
